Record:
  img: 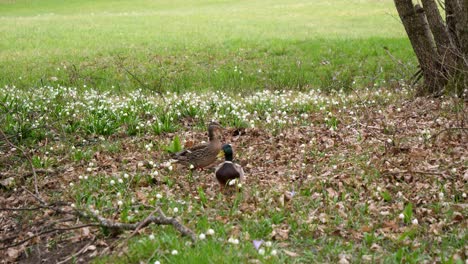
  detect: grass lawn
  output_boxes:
[1,0,415,92]
[1,1,466,264]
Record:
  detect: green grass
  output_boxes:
[2,84,466,263]
[0,0,415,92]
[3,1,465,263]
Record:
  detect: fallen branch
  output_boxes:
[22,186,197,242]
[84,207,196,242]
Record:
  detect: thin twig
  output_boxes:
[56,238,97,264]
[0,128,39,196]
[0,206,45,211]
[430,127,467,142]
[0,224,99,250]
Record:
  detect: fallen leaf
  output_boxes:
[283,249,300,257]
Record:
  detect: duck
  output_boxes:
[172,121,223,169]
[215,144,244,189]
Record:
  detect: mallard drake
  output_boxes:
[215,144,244,189]
[172,121,223,169]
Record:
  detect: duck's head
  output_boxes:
[219,144,233,161]
[208,121,223,139]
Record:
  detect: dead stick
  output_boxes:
[0,224,99,250]
[0,129,39,196]
[56,238,96,264]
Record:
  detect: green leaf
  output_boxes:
[403,203,413,224]
[165,135,182,153]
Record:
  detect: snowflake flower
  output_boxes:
[199,233,206,240]
[171,250,178,255]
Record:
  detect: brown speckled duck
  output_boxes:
[215,144,244,189]
[172,121,223,169]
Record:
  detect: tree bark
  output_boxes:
[394,0,467,95]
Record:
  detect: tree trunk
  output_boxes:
[394,0,467,96]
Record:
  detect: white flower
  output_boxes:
[189,164,195,169]
[110,180,115,185]
[117,200,123,206]
[398,213,405,220]
[154,261,160,264]
[168,165,173,171]
[199,233,206,240]
[71,203,76,208]
[152,170,159,176]
[118,178,123,183]
[412,218,419,225]
[69,182,74,187]
[171,250,178,255]
[138,162,144,167]
[438,192,444,199]
[228,179,236,186]
[265,241,272,247]
[206,229,215,235]
[86,167,92,172]
[156,193,162,199]
[173,207,179,213]
[237,183,243,188]
[149,234,155,240]
[78,175,83,180]
[258,248,265,255]
[377,186,382,192]
[271,249,278,256]
[386,138,392,143]
[124,173,129,179]
[451,168,457,173]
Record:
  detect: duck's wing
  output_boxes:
[234,163,245,182]
[173,143,209,158]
